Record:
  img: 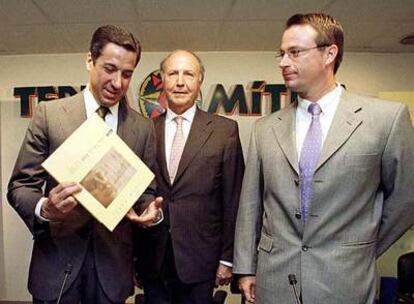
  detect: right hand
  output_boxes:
[41,182,82,221]
[126,196,163,227]
[238,276,256,303]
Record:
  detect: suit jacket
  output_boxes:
[7,93,157,302]
[136,108,244,284]
[233,91,414,304]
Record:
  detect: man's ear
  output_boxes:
[86,52,94,71]
[325,44,338,67]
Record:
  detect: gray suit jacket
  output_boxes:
[233,90,414,304]
[7,93,156,302]
[136,108,244,284]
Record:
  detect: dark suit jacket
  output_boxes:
[7,93,157,302]
[136,108,244,284]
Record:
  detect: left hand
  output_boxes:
[215,264,232,287]
[126,196,163,227]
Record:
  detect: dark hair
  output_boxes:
[160,49,205,82]
[286,13,344,74]
[89,25,141,67]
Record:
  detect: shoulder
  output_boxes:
[123,101,154,127]
[343,91,403,111]
[254,103,294,129]
[197,108,238,128]
[342,91,407,121]
[38,92,83,109]
[33,93,84,121]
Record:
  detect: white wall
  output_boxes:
[1,51,414,301]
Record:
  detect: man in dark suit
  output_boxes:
[7,25,162,304]
[233,13,414,304]
[136,50,244,304]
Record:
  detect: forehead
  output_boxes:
[163,51,200,72]
[280,24,318,48]
[97,42,136,67]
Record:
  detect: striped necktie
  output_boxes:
[168,116,185,184]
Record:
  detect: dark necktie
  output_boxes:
[299,103,322,222]
[96,106,110,120]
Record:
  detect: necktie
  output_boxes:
[168,116,185,184]
[299,103,322,222]
[96,106,110,120]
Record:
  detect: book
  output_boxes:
[42,113,154,231]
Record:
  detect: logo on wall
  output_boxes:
[137,69,203,119]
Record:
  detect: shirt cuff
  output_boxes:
[148,209,164,227]
[220,260,233,267]
[35,197,51,223]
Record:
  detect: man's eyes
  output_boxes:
[289,49,301,56]
[167,71,195,77]
[103,65,116,73]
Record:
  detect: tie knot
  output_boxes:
[308,103,322,116]
[96,106,110,119]
[174,116,183,126]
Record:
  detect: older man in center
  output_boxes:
[135,50,245,304]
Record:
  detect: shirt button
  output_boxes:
[302,245,309,252]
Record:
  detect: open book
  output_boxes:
[42,113,154,231]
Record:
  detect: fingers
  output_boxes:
[148,196,163,211]
[215,264,232,287]
[238,276,256,303]
[42,182,82,220]
[128,197,164,227]
[154,196,163,206]
[49,182,81,200]
[126,207,157,227]
[215,276,231,286]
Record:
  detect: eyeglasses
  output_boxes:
[275,44,330,61]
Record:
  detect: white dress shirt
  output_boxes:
[296,85,343,158]
[164,104,196,167]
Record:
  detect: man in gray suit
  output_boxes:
[135,50,244,304]
[233,13,414,304]
[7,25,162,303]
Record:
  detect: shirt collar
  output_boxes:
[166,104,197,124]
[298,84,343,114]
[83,86,120,118]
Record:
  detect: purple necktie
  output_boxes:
[299,103,322,222]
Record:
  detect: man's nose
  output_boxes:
[176,73,184,86]
[112,72,122,89]
[279,53,290,69]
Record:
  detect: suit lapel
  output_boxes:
[59,93,87,137]
[272,104,299,174]
[316,90,362,171]
[117,99,138,150]
[154,115,170,185]
[174,108,213,183]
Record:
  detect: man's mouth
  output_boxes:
[104,88,119,97]
[282,72,296,80]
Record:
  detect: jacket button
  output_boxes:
[302,245,309,251]
[295,212,302,219]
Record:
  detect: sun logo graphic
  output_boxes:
[137,70,167,119]
[137,70,203,119]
